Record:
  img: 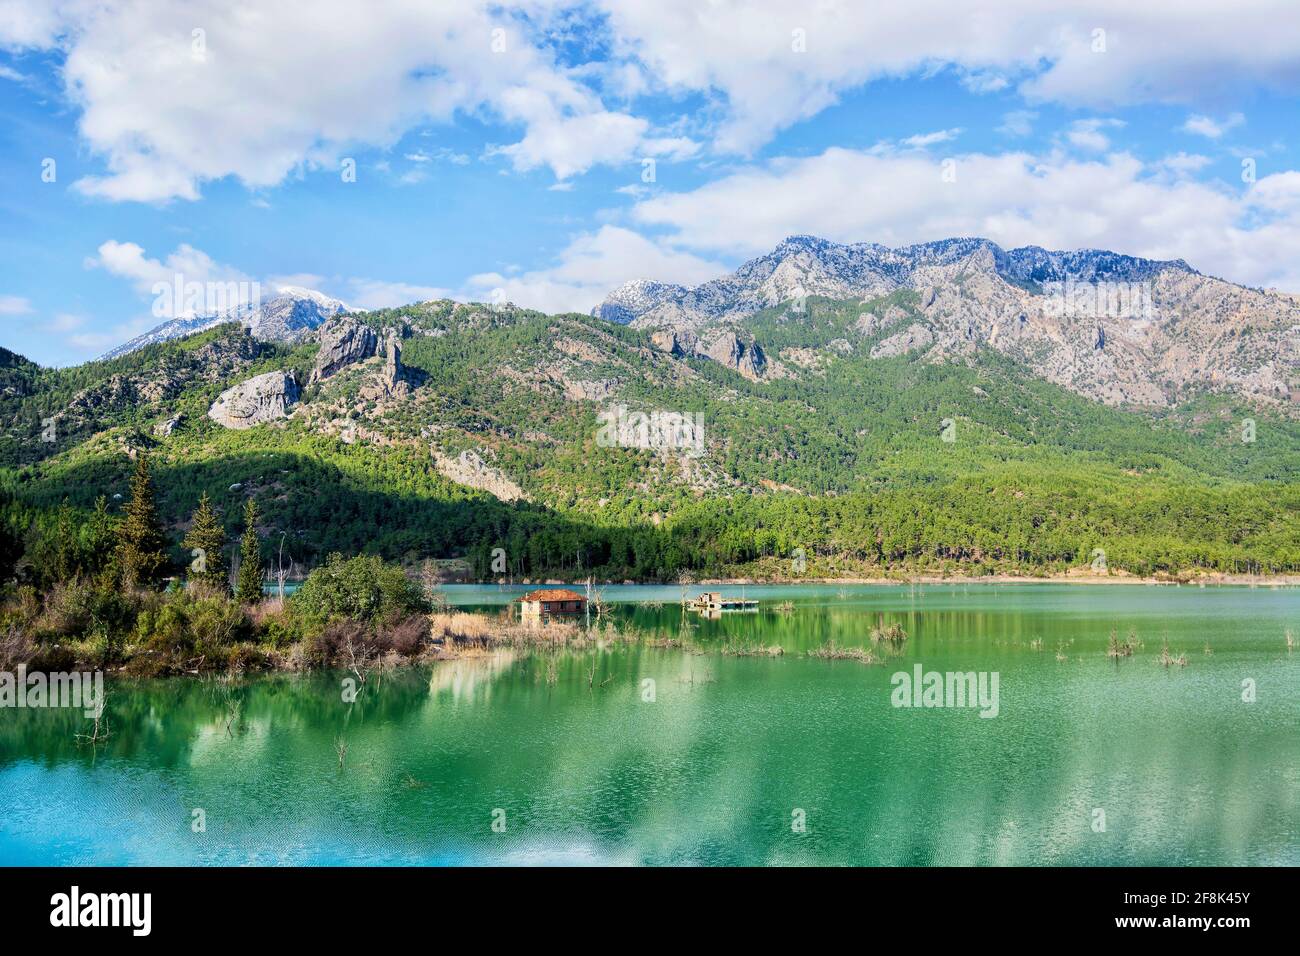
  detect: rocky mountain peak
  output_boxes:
[597,233,1296,408]
[100,287,350,360]
[591,278,688,324]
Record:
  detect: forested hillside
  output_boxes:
[2,290,1296,584]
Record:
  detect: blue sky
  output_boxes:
[2,1,1299,366]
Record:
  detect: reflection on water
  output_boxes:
[1,584,1298,865]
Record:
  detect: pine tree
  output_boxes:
[84,495,119,582]
[118,453,167,589]
[235,497,263,603]
[183,491,227,591]
[53,498,79,582]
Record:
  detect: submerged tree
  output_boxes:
[118,453,168,589]
[235,497,263,604]
[183,491,228,591]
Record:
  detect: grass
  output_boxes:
[1106,627,1141,658]
[869,622,907,645]
[1157,636,1188,668]
[807,640,878,663]
[720,641,785,657]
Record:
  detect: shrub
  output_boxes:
[189,595,250,658]
[290,554,429,630]
[302,619,367,668]
[129,586,249,672]
[252,603,303,649]
[386,615,430,656]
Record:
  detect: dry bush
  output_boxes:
[386,615,429,656]
[430,611,494,643]
[305,619,368,667]
[0,624,34,670]
[807,640,877,663]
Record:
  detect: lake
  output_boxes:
[2,583,1297,865]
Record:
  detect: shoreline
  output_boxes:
[457,573,1300,588]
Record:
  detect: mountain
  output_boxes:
[100,287,350,360]
[590,278,688,325]
[598,236,1197,328]
[598,236,1298,408]
[3,239,1298,582]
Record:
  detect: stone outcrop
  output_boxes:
[207,370,299,429]
[870,323,935,358]
[650,329,686,356]
[48,328,262,439]
[700,330,767,380]
[432,448,529,502]
[358,330,411,401]
[154,414,182,437]
[614,234,1300,408]
[309,319,378,385]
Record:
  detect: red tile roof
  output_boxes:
[518,588,585,603]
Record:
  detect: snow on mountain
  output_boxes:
[100,288,350,360]
[590,279,688,324]
[592,234,1293,409]
[592,236,1198,333]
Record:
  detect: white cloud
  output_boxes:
[1248,170,1300,214]
[1182,113,1245,139]
[462,225,726,313]
[1065,118,1126,152]
[629,144,1300,291]
[346,279,449,310]
[6,1,1296,200]
[492,108,651,179]
[86,240,251,300]
[0,294,33,315]
[64,314,160,354]
[400,147,470,166]
[267,273,326,292]
[88,241,456,315]
[997,110,1037,137]
[0,0,680,200]
[901,128,962,149]
[1152,152,1211,178]
[960,71,1010,94]
[597,0,1300,152]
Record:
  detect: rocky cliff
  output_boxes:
[207,370,300,429]
[602,236,1297,408]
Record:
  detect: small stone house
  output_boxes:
[518,588,586,623]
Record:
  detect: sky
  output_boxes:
[2,0,1300,366]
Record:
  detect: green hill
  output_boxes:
[2,297,1298,582]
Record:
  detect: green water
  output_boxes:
[2,584,1298,865]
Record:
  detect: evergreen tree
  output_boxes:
[118,453,167,588]
[235,497,263,603]
[84,495,118,580]
[0,486,22,582]
[183,491,227,591]
[53,498,79,582]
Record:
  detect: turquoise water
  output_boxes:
[1,584,1297,865]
